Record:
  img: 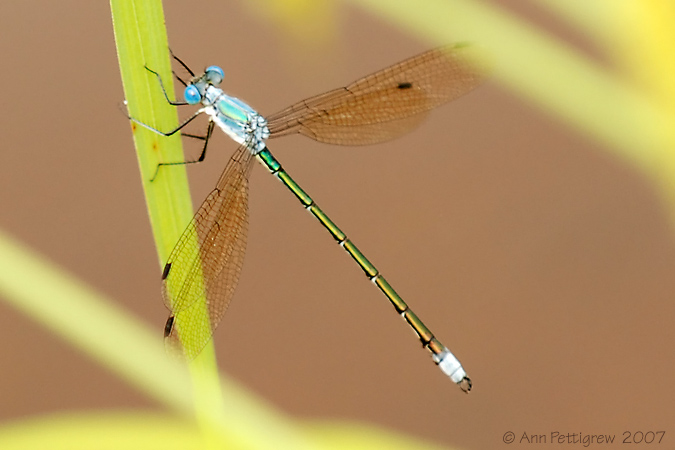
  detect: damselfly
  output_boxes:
[129,44,486,392]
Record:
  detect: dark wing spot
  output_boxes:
[397,82,413,89]
[162,262,172,279]
[164,315,175,337]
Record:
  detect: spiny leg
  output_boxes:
[170,49,195,77]
[173,70,188,88]
[150,120,216,181]
[143,65,190,106]
[123,61,198,135]
[128,107,204,138]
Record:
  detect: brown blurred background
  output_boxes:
[0,1,673,449]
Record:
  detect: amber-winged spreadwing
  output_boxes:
[129,44,486,392]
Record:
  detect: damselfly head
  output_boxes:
[184,66,225,105]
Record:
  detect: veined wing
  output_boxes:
[266,44,485,146]
[162,142,255,359]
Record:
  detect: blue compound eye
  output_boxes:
[205,65,224,85]
[184,85,201,104]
